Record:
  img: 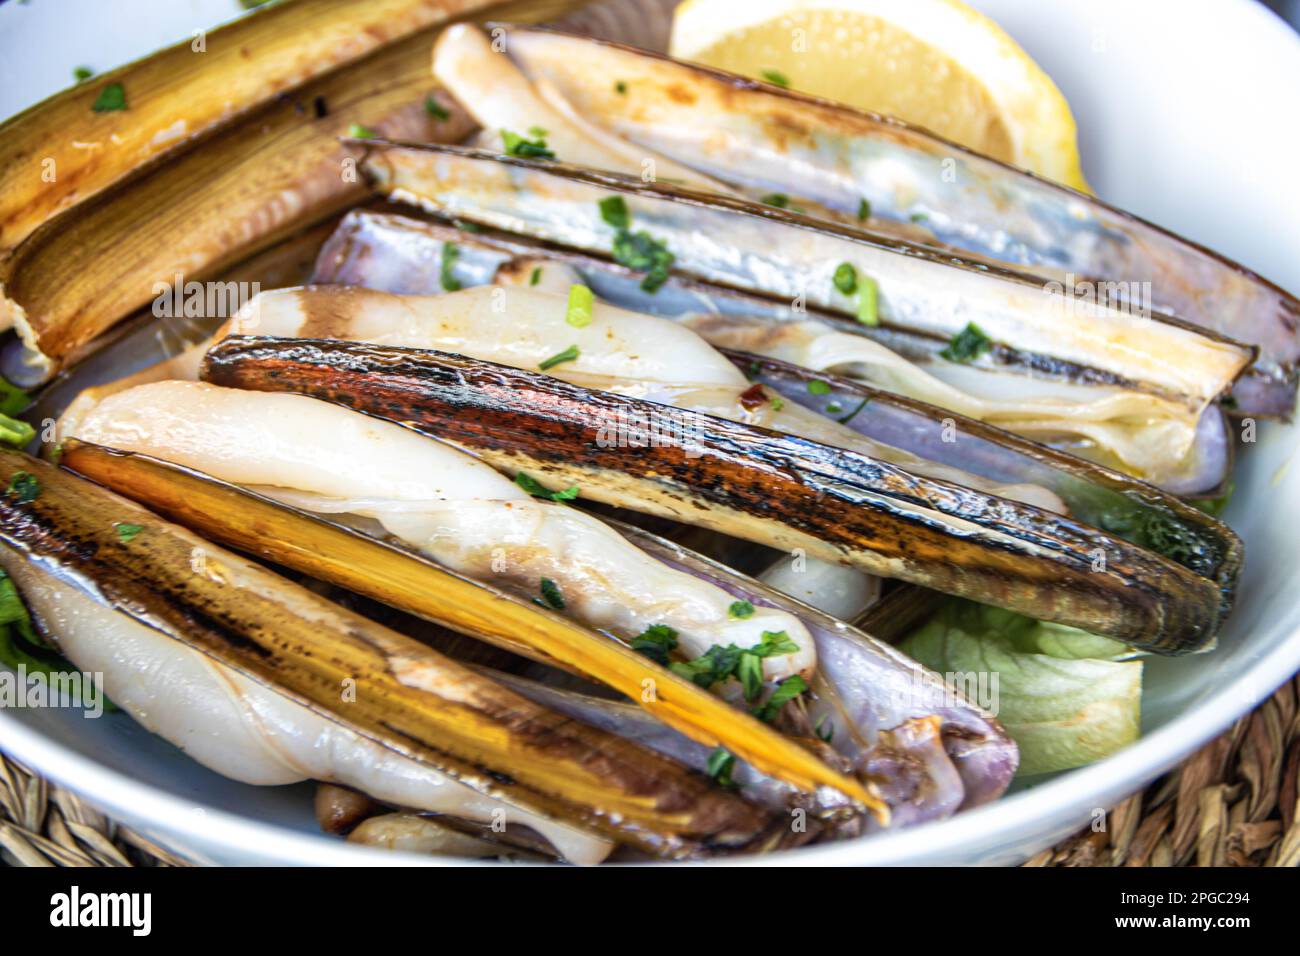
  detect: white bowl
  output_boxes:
[2,0,1299,865]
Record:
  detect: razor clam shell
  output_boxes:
[201,336,1231,653]
[359,142,1254,412]
[1,448,778,859]
[504,26,1299,416]
[307,209,1239,575]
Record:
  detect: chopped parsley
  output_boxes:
[91,83,126,112]
[537,577,565,610]
[940,322,993,363]
[74,66,94,82]
[630,623,678,665]
[439,243,461,292]
[424,95,450,121]
[856,275,879,326]
[514,471,579,501]
[0,413,34,448]
[566,284,594,328]
[857,198,871,221]
[761,69,790,88]
[114,523,144,543]
[761,193,790,209]
[832,262,858,296]
[6,471,39,503]
[807,379,832,396]
[528,266,542,287]
[769,395,785,412]
[753,674,809,722]
[598,195,630,230]
[347,122,378,139]
[614,81,628,95]
[707,747,737,787]
[452,219,485,233]
[611,228,674,293]
[501,128,555,160]
[728,600,755,620]
[1,375,28,417]
[669,630,800,701]
[909,211,929,223]
[539,344,580,371]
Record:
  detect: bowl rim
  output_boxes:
[2,0,1299,867]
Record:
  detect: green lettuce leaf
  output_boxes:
[900,601,1142,775]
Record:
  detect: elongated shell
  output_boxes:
[360,143,1253,415]
[0,448,778,858]
[59,439,880,810]
[0,0,507,255]
[504,26,1299,416]
[201,336,1230,653]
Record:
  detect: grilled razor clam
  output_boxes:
[504,27,1299,417]
[63,380,815,682]
[433,24,723,192]
[1,452,801,863]
[0,551,612,864]
[361,144,1253,404]
[214,283,1062,512]
[203,338,1231,653]
[306,212,1235,495]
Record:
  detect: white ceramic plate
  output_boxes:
[2,0,1299,865]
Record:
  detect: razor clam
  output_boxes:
[202,336,1230,653]
[59,438,880,809]
[64,379,818,681]
[358,145,1254,476]
[303,210,1239,582]
[310,209,1233,495]
[502,26,1300,417]
[0,449,782,862]
[0,0,515,257]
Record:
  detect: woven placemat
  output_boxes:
[3,673,1296,867]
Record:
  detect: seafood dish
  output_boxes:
[0,0,1294,864]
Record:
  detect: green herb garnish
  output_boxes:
[706,747,736,787]
[528,266,542,287]
[630,623,678,665]
[539,344,580,371]
[762,193,790,208]
[856,275,879,326]
[910,211,929,223]
[761,69,790,88]
[728,600,755,620]
[614,81,628,95]
[612,229,674,293]
[424,96,450,121]
[501,129,555,159]
[857,198,871,221]
[515,471,579,501]
[940,322,992,363]
[115,523,144,543]
[769,395,784,412]
[754,675,809,722]
[832,262,857,296]
[0,414,34,448]
[598,195,630,230]
[91,83,126,112]
[6,471,39,503]
[347,122,377,139]
[74,66,94,83]
[0,375,28,417]
[807,380,832,396]
[566,284,594,328]
[815,715,834,743]
[538,577,565,610]
[439,243,461,292]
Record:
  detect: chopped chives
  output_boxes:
[539,344,580,371]
[856,275,879,326]
[565,284,594,328]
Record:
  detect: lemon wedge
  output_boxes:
[670,0,1090,191]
